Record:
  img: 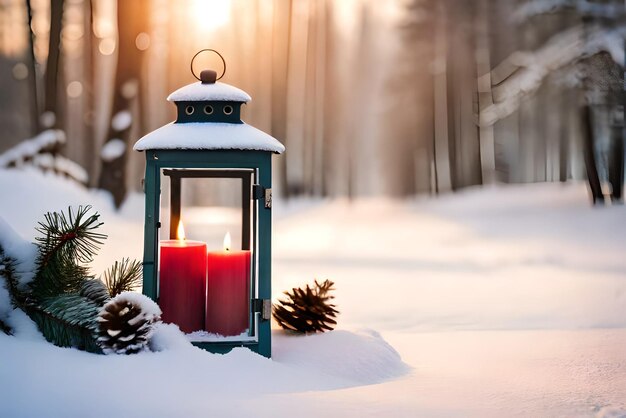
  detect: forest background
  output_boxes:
[0,0,623,206]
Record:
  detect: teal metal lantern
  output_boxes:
[133,61,284,358]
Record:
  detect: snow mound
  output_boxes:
[0,168,143,275]
[273,329,409,385]
[150,324,408,387]
[149,322,193,351]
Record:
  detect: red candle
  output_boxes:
[159,222,207,333]
[206,232,251,336]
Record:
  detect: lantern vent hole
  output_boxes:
[204,105,214,115]
[185,105,195,115]
[223,105,233,115]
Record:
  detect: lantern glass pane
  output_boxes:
[155,168,258,344]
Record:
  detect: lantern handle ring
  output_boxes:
[191,49,226,82]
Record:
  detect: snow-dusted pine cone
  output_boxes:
[97,292,161,354]
[273,279,338,334]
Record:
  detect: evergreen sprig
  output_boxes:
[30,206,106,299]
[0,246,23,306]
[29,281,107,353]
[273,279,339,334]
[24,206,109,351]
[101,258,142,297]
[0,246,22,334]
[2,206,158,354]
[80,278,111,305]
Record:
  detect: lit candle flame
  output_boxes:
[223,231,231,252]
[177,220,186,241]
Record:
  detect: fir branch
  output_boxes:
[101,258,142,297]
[26,282,105,353]
[30,206,106,299]
[0,318,10,335]
[0,245,25,306]
[80,279,111,305]
[0,245,24,334]
[35,205,106,266]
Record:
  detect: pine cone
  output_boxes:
[273,279,339,334]
[97,292,161,354]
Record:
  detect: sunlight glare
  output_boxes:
[191,0,232,32]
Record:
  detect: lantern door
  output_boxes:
[142,150,273,357]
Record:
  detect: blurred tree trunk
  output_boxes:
[25,0,40,135]
[608,121,624,201]
[24,0,64,140]
[98,0,149,207]
[445,8,458,191]
[311,0,326,196]
[445,0,482,190]
[558,91,570,182]
[582,104,603,204]
[43,0,63,128]
[475,0,495,185]
[83,0,96,184]
[284,0,309,196]
[433,1,452,193]
[271,0,291,198]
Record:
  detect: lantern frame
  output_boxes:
[142,148,273,357]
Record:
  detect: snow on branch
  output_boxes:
[0,130,65,167]
[479,24,626,127]
[513,0,626,23]
[0,130,88,185]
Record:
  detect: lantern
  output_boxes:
[133,51,284,357]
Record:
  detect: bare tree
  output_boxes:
[98,0,150,207]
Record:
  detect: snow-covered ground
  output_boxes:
[1,168,625,417]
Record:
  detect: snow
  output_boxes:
[39,111,56,129]
[0,169,626,416]
[167,81,252,103]
[133,121,285,153]
[51,155,89,184]
[0,130,87,184]
[0,216,37,329]
[107,291,162,319]
[187,329,257,343]
[0,216,37,289]
[0,168,141,275]
[100,138,127,162]
[0,129,66,167]
[111,110,132,131]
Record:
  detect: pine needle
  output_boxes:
[30,205,106,299]
[101,258,143,297]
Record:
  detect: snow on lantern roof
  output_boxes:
[133,122,285,154]
[167,81,251,103]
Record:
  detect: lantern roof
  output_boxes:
[167,81,251,103]
[133,122,285,153]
